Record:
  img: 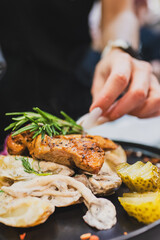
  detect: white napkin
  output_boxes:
[87,115,160,148]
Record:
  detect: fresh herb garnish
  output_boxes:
[0,190,4,193]
[15,156,52,176]
[5,107,83,139]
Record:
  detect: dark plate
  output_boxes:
[0,141,160,240]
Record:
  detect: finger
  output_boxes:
[104,61,151,120]
[90,54,131,112]
[130,75,160,118]
[91,60,110,103]
[140,110,160,118]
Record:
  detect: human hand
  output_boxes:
[90,48,160,122]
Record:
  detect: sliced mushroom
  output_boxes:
[3,175,116,230]
[0,192,54,227]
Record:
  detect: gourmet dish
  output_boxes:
[0,108,127,230]
[1,107,160,234]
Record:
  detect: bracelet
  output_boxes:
[101,39,141,59]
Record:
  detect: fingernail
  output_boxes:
[80,107,103,129]
[91,107,103,116]
[97,116,109,124]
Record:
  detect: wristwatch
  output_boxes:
[101,39,141,59]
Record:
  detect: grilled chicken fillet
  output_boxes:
[7,133,117,174]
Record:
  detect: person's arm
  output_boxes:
[101,0,139,49]
[90,0,160,121]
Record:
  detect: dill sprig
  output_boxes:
[5,107,83,139]
[15,156,52,176]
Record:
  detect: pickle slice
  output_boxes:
[119,192,160,224]
[117,161,160,192]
